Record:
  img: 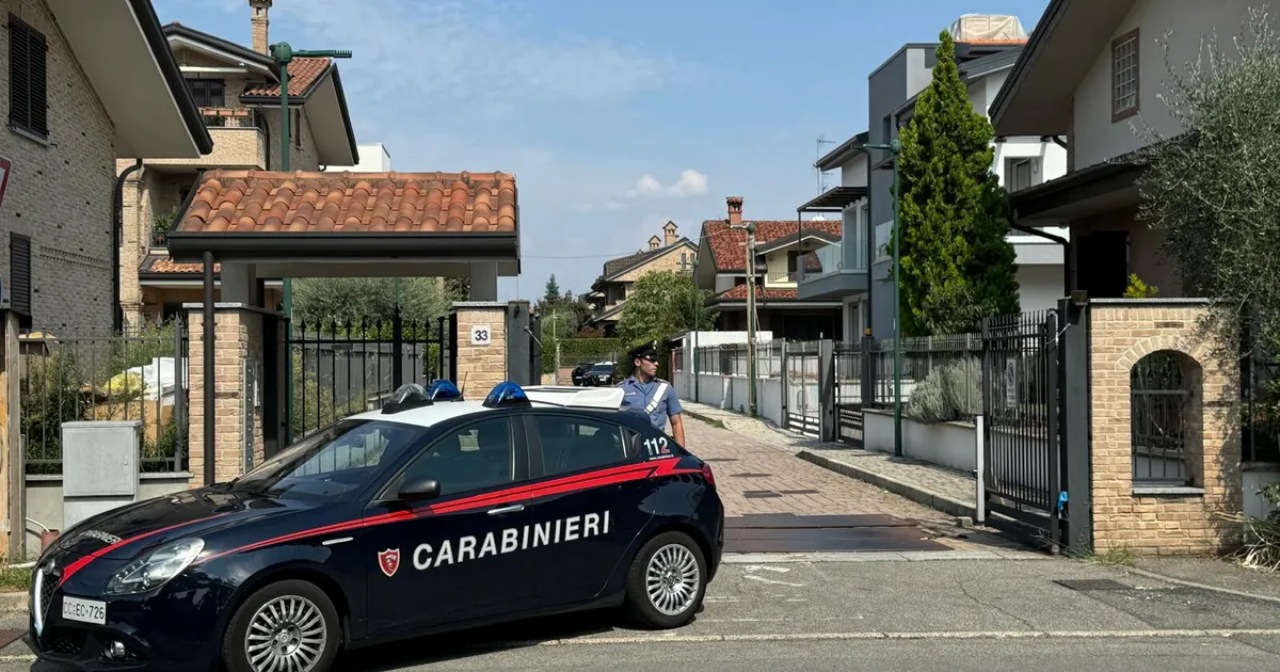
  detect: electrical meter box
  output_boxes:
[61,420,141,529]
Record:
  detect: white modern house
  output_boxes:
[323,142,392,173]
[798,15,1070,339]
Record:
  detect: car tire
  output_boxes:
[623,531,707,629]
[221,579,341,672]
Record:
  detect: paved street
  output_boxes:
[6,557,1280,669]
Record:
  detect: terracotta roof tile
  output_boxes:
[242,58,331,98]
[710,284,799,301]
[140,254,218,274]
[177,169,518,234]
[702,219,841,272]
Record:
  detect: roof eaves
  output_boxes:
[161,21,276,72]
[988,0,1069,128]
[133,3,213,154]
[815,131,870,171]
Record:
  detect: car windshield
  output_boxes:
[590,365,613,373]
[227,419,427,499]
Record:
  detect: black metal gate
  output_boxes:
[285,312,451,440]
[980,308,1065,551]
[833,340,865,447]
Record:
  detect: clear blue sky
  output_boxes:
[154,0,1051,302]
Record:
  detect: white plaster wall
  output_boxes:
[1073,0,1267,168]
[840,153,869,188]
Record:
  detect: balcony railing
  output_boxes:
[151,230,169,248]
[200,107,266,130]
[767,271,800,284]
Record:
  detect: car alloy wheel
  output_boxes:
[224,579,340,672]
[645,543,701,616]
[245,595,328,672]
[623,531,707,629]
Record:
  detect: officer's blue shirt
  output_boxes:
[619,375,682,430]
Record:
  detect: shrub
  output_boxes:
[905,357,982,423]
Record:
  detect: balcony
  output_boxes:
[144,107,269,171]
[797,238,870,300]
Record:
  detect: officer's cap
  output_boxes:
[628,341,659,362]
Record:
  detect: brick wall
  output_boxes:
[0,0,117,334]
[188,307,265,485]
[452,304,508,397]
[1089,301,1242,556]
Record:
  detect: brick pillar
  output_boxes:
[451,301,508,398]
[187,304,267,487]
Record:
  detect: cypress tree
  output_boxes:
[891,30,1020,336]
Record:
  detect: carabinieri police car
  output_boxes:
[27,380,724,672]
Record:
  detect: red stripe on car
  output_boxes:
[58,513,236,587]
[199,458,700,563]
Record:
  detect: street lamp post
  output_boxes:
[269,42,351,444]
[864,140,904,457]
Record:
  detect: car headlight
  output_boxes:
[105,538,205,596]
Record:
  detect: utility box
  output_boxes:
[61,421,141,530]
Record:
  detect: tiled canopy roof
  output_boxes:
[176,170,518,234]
[710,285,801,301]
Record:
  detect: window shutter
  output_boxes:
[8,15,30,130]
[6,14,46,136]
[27,26,46,136]
[9,233,31,317]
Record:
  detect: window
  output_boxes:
[8,14,48,138]
[293,108,302,147]
[229,419,428,499]
[1112,28,1139,121]
[1006,158,1033,191]
[185,78,225,108]
[534,416,628,476]
[8,233,30,317]
[874,221,893,262]
[389,418,517,497]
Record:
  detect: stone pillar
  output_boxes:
[186,303,269,487]
[0,311,24,558]
[451,301,508,397]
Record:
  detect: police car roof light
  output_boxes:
[381,383,433,414]
[482,381,531,408]
[426,379,463,401]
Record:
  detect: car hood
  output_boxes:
[45,486,312,561]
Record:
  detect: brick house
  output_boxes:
[120,0,359,326]
[0,0,212,335]
[693,197,845,341]
[585,221,696,335]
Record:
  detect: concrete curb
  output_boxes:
[0,591,26,613]
[798,449,977,522]
[682,409,726,429]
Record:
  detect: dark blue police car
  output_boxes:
[27,381,724,672]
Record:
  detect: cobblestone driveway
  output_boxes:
[683,418,950,523]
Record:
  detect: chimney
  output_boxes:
[250,0,272,55]
[648,235,661,251]
[663,221,678,246]
[726,196,743,225]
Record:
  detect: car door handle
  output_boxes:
[487,504,525,515]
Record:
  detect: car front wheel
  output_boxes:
[222,579,340,672]
[623,531,707,629]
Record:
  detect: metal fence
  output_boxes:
[288,317,447,438]
[19,320,189,475]
[1130,350,1192,484]
[1242,321,1280,464]
[863,334,982,413]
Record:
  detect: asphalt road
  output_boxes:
[6,556,1280,670]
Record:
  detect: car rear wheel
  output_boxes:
[222,579,340,672]
[623,531,707,629]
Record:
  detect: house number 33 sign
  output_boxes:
[470,325,492,346]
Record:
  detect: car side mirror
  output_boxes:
[397,477,441,502]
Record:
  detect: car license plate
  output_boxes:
[62,596,106,625]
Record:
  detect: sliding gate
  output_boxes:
[981,308,1066,551]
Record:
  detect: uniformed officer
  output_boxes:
[619,341,686,447]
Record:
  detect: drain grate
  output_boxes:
[0,629,24,648]
[1053,578,1132,592]
[742,490,783,499]
[779,489,819,495]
